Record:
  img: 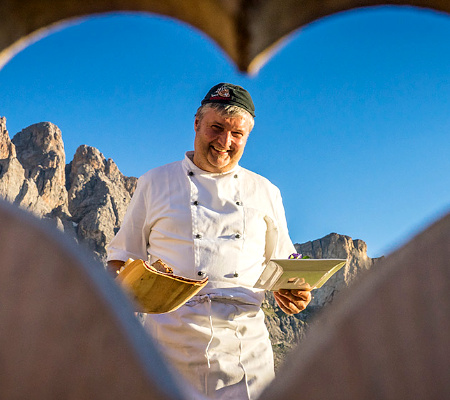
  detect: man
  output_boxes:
[107,83,311,399]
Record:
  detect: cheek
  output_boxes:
[199,130,217,144]
[233,139,247,153]
[195,132,211,148]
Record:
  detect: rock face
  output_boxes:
[0,116,378,369]
[0,118,136,260]
[66,145,137,259]
[0,116,25,203]
[0,116,14,158]
[12,122,68,216]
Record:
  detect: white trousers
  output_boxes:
[144,294,275,399]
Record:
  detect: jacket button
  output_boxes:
[235,233,241,239]
[195,233,202,239]
[234,174,238,178]
[234,272,239,277]
[198,271,205,276]
[236,201,242,206]
[193,200,199,206]
[188,171,194,176]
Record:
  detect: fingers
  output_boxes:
[278,288,312,303]
[107,260,125,278]
[274,292,300,315]
[274,289,312,315]
[274,291,311,315]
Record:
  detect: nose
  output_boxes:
[217,131,232,149]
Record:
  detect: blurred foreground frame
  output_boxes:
[0,0,449,398]
[2,0,450,73]
[0,199,188,400]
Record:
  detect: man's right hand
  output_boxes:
[107,260,125,278]
[274,287,312,315]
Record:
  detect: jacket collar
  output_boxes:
[182,151,241,176]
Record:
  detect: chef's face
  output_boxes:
[193,107,253,173]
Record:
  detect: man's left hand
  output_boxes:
[274,287,312,315]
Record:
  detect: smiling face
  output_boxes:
[193,107,253,173]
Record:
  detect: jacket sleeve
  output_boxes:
[106,175,152,262]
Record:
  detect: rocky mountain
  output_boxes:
[0,117,137,261]
[0,117,379,369]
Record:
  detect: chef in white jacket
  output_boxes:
[107,83,311,399]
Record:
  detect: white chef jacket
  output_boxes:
[107,152,296,399]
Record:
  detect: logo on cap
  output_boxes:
[210,86,230,100]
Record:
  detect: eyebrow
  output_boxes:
[211,119,247,134]
[211,121,245,133]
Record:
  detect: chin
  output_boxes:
[208,159,230,171]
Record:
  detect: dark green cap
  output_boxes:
[201,83,255,117]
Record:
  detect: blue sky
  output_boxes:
[1,6,450,258]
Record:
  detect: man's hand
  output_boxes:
[107,260,125,278]
[274,286,312,315]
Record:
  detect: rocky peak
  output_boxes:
[66,145,136,194]
[66,144,137,258]
[297,232,372,267]
[12,122,65,168]
[0,118,28,205]
[12,122,67,214]
[0,116,16,159]
[68,145,105,178]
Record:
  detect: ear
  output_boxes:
[194,117,199,133]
